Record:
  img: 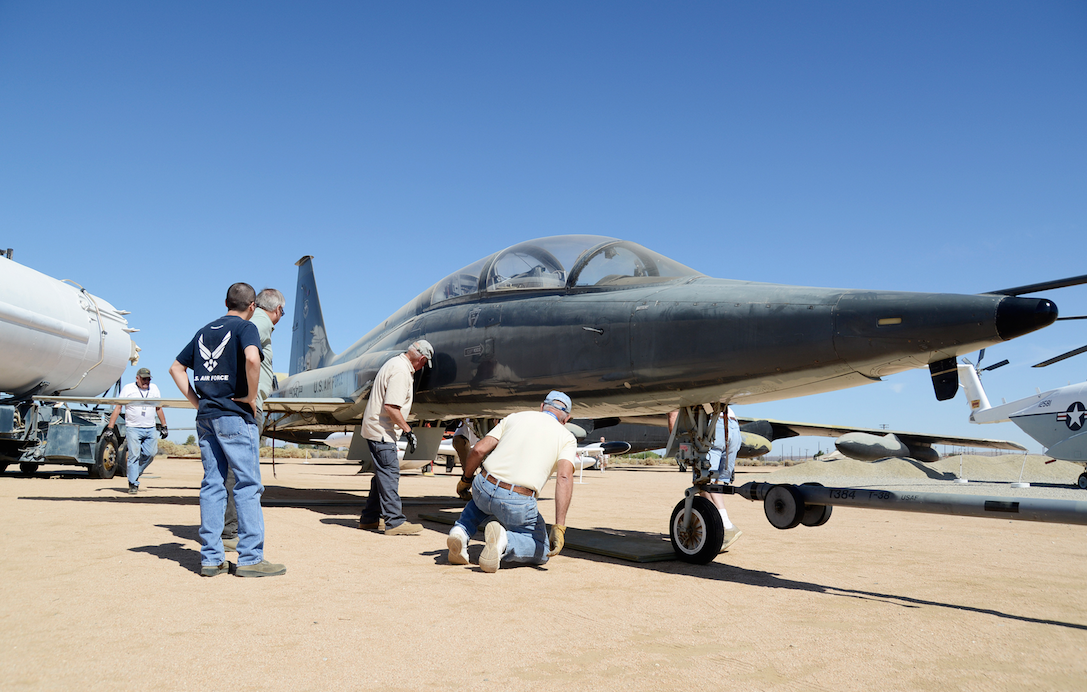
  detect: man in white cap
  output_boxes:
[447,390,578,572]
[357,340,434,536]
[107,367,167,494]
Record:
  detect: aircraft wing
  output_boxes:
[745,418,1027,452]
[262,398,353,414]
[33,395,353,414]
[34,395,196,409]
[608,413,1026,454]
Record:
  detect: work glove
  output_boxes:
[456,476,473,501]
[548,525,566,557]
[156,422,168,439]
[403,430,417,454]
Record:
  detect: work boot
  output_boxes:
[236,560,287,578]
[721,528,743,552]
[385,521,422,536]
[200,562,229,577]
[447,526,469,565]
[479,522,507,573]
[222,537,238,553]
[358,518,386,531]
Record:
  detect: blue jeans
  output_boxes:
[196,416,265,568]
[708,416,741,483]
[454,474,550,566]
[125,426,158,486]
[360,440,407,528]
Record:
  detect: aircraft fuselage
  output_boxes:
[273,237,1055,431]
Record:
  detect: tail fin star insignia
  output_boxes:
[199,331,231,372]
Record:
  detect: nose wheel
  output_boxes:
[669,496,724,564]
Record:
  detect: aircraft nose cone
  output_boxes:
[996,297,1058,341]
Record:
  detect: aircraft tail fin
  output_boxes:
[289,256,333,376]
[957,363,992,422]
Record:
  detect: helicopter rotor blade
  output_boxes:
[987,273,1087,296]
[980,359,1010,373]
[1033,345,1087,368]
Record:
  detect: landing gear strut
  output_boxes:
[666,403,728,564]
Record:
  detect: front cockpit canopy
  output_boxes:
[429,235,701,307]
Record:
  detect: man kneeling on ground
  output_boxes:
[447,391,577,572]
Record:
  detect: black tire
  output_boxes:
[19,462,39,475]
[1078,473,1087,490]
[0,463,8,474]
[801,503,833,527]
[670,496,724,564]
[800,482,832,527]
[764,484,804,530]
[90,435,119,479]
[116,441,128,478]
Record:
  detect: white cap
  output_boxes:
[411,339,434,361]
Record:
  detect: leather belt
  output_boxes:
[482,471,536,497]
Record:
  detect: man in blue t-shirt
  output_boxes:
[169,282,286,578]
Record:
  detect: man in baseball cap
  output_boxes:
[357,339,436,535]
[448,390,578,572]
[107,367,167,494]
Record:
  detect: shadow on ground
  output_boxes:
[129,541,203,576]
[561,546,1087,632]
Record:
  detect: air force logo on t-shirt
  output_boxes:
[199,332,231,372]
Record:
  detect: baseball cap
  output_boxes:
[412,339,435,361]
[136,367,152,379]
[544,390,572,413]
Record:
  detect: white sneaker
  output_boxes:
[721,528,743,552]
[447,526,469,565]
[479,522,507,573]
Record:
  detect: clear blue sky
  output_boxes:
[2,2,1084,454]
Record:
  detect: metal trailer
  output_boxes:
[0,400,127,478]
[671,478,1087,564]
[667,403,1087,564]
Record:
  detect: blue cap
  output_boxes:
[544,390,572,413]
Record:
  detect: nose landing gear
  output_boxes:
[667,403,729,564]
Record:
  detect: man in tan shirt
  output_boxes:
[358,340,434,536]
[447,391,578,572]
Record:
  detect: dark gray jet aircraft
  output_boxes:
[270,234,1055,427]
[258,234,1057,558]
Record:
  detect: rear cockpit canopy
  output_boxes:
[338,235,702,363]
[429,235,701,308]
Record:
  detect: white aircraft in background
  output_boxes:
[959,343,1087,489]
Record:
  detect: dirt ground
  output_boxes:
[2,457,1085,691]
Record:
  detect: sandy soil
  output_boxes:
[2,456,1085,691]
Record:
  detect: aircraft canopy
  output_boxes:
[430,235,701,306]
